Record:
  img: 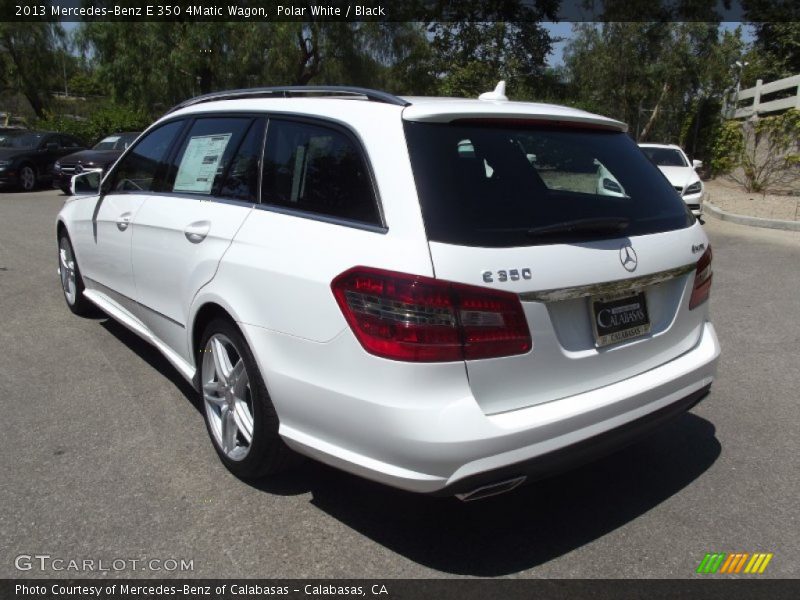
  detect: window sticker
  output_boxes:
[173,133,232,193]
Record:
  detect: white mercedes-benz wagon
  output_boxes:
[57,84,719,501]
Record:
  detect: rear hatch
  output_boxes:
[403,117,708,415]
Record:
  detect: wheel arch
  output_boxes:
[190,299,241,364]
[56,219,68,239]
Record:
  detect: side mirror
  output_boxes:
[71,169,103,195]
[692,159,703,170]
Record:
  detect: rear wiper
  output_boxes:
[526,217,630,237]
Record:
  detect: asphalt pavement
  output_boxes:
[1,189,798,579]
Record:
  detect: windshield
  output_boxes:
[640,147,688,167]
[93,132,139,151]
[404,122,692,247]
[0,132,43,149]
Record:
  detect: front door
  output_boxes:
[79,120,186,315]
[131,116,264,362]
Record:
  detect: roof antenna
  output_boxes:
[479,81,508,101]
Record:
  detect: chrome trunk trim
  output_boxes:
[519,263,696,303]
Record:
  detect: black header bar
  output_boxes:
[4,0,800,23]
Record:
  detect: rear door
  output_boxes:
[130,116,263,362]
[404,120,709,414]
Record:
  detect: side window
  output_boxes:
[60,135,81,149]
[111,121,184,192]
[167,117,252,196]
[218,119,265,202]
[262,119,380,225]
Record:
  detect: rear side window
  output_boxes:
[404,121,692,247]
[261,119,380,225]
[167,117,253,196]
[111,120,184,192]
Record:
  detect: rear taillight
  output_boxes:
[689,246,713,309]
[331,267,532,362]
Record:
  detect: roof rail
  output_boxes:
[167,86,411,114]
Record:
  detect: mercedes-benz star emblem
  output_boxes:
[620,244,638,272]
[74,163,83,174]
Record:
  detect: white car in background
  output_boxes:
[57,85,719,501]
[639,143,705,217]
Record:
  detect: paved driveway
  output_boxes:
[1,189,798,578]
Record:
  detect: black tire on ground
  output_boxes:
[198,317,299,479]
[57,232,95,316]
[19,164,37,191]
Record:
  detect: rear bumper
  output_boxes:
[245,321,720,495]
[436,383,710,496]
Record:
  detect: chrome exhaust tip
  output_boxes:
[455,475,527,502]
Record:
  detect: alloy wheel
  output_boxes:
[58,237,77,305]
[20,166,36,191]
[201,334,255,461]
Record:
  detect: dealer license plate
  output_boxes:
[590,291,651,348]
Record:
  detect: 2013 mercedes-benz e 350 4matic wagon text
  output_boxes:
[57,83,719,501]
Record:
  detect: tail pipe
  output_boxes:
[454,475,527,502]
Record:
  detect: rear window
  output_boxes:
[404,122,692,247]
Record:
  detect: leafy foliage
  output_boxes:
[710,120,745,176]
[427,21,554,99]
[563,22,744,155]
[712,110,800,192]
[35,104,150,147]
[0,22,69,118]
[742,22,800,86]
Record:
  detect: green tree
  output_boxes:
[0,22,68,118]
[563,22,743,158]
[427,21,555,99]
[740,22,800,87]
[712,110,800,192]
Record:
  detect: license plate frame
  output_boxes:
[590,290,651,348]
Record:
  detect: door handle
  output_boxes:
[116,212,132,231]
[184,220,211,244]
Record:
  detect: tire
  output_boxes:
[19,164,36,191]
[199,318,298,479]
[57,232,94,316]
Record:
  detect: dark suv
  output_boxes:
[0,131,85,191]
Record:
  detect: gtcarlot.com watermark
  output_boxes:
[14,554,194,573]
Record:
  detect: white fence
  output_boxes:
[729,73,800,119]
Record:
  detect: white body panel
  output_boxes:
[78,191,147,310]
[131,197,252,362]
[56,92,720,495]
[428,224,711,414]
[241,320,717,491]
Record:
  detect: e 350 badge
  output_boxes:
[482,268,532,283]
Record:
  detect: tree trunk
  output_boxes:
[639,81,670,142]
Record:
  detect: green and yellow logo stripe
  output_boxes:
[696,552,773,574]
